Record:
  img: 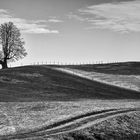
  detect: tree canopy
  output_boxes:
[0,22,27,69]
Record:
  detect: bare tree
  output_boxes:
[0,22,27,69]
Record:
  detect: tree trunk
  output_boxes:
[1,59,8,69]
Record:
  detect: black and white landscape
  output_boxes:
[0,0,140,140]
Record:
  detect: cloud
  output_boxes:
[0,9,60,34]
[74,0,140,33]
[48,19,63,23]
[68,13,85,22]
[0,9,8,13]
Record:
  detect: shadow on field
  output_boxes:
[0,65,140,101]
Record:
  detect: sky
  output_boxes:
[0,0,140,66]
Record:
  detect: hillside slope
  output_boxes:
[60,62,140,75]
[54,67,140,92]
[0,65,140,101]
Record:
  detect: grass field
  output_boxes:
[61,62,140,75]
[55,62,140,91]
[0,62,140,139]
[54,111,140,140]
[0,100,140,138]
[0,64,140,101]
[54,67,140,91]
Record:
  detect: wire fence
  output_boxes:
[9,61,123,68]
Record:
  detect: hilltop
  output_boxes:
[59,61,140,75]
[0,62,140,101]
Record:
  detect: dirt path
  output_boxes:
[1,108,139,140]
[35,108,140,138]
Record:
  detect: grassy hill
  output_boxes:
[0,64,140,101]
[59,61,140,75]
[0,63,140,139]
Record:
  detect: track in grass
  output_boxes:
[0,108,139,140]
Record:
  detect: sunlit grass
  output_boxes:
[0,100,139,135]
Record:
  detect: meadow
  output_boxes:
[0,62,140,139]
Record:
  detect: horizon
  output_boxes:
[0,0,140,67]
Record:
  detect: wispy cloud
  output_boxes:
[68,13,85,22]
[0,9,8,13]
[72,0,140,33]
[0,9,60,34]
[48,19,63,23]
